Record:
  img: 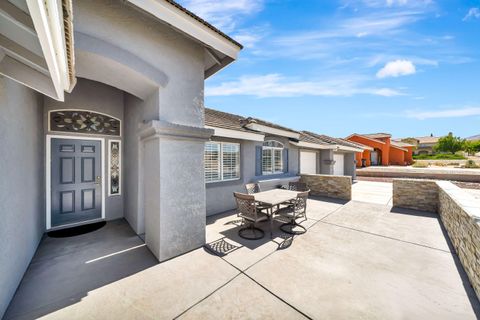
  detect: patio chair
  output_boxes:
[276,191,309,235]
[234,192,269,240]
[245,183,271,212]
[245,183,261,195]
[288,181,308,191]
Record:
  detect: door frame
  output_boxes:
[46,134,106,230]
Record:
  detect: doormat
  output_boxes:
[47,221,106,238]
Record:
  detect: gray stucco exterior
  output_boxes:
[0,0,242,317]
[206,135,302,216]
[0,77,44,317]
[206,134,358,216]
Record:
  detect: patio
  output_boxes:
[4,197,480,319]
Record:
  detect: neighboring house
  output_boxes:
[346,133,414,166]
[0,0,241,317]
[414,135,440,155]
[204,108,364,216]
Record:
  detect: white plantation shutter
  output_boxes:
[222,143,240,180]
[204,142,240,182]
[205,142,220,182]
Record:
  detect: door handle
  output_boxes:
[95,176,102,185]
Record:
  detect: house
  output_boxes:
[346,133,414,166]
[204,108,364,215]
[0,0,242,317]
[413,135,440,155]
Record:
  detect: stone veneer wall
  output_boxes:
[437,181,480,301]
[393,179,480,300]
[300,174,351,200]
[392,179,439,212]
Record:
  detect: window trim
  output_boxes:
[205,141,241,183]
[262,140,284,175]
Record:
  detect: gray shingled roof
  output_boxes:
[302,131,367,150]
[242,117,300,134]
[165,0,243,49]
[204,108,252,132]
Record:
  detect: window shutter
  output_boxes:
[283,148,289,173]
[255,146,262,176]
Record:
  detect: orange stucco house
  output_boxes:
[346,133,414,167]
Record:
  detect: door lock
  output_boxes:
[95,176,102,185]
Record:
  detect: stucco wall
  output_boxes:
[206,137,300,216]
[0,77,44,318]
[44,78,125,221]
[344,152,356,179]
[73,0,205,127]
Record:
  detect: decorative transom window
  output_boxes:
[205,142,240,183]
[262,140,283,175]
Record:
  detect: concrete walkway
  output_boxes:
[352,180,393,205]
[4,198,480,319]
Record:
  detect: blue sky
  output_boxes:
[179,0,480,139]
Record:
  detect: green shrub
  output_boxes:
[464,160,479,168]
[412,161,429,168]
[413,153,466,160]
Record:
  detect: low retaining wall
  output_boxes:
[300,174,351,200]
[393,178,480,300]
[437,181,480,300]
[358,168,480,183]
[392,179,438,212]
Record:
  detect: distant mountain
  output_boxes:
[467,135,480,141]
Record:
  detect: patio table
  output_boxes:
[253,189,300,237]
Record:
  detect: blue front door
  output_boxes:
[51,138,102,227]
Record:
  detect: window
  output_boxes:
[262,140,283,175]
[204,142,240,183]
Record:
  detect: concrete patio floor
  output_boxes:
[4,197,480,319]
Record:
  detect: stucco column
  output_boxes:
[139,120,213,261]
[320,149,334,175]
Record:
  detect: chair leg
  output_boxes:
[239,221,265,240]
[280,217,306,235]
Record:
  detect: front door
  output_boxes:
[370,151,378,165]
[51,138,102,228]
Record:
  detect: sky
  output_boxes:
[178,0,480,139]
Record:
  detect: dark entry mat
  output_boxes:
[47,221,106,238]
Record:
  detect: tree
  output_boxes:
[434,132,465,154]
[464,140,480,155]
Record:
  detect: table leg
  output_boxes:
[270,207,273,239]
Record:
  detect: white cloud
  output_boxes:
[179,0,263,32]
[463,8,480,21]
[376,59,416,78]
[206,74,402,98]
[407,107,480,119]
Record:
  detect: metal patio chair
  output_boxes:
[276,191,309,235]
[288,181,308,192]
[245,183,261,195]
[234,192,269,240]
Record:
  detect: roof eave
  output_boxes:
[126,0,242,61]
